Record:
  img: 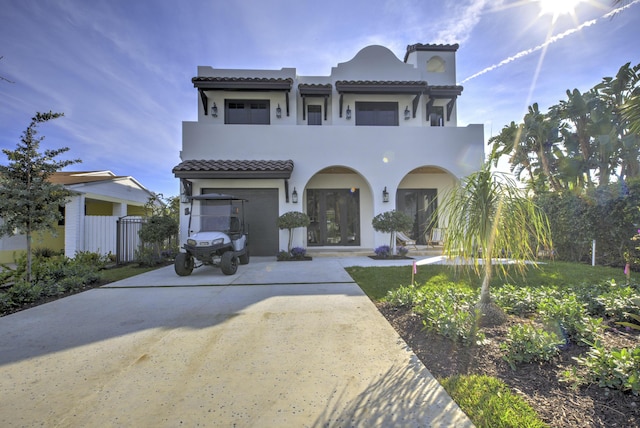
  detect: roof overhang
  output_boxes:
[172,159,294,179]
[426,85,464,121]
[335,80,427,118]
[298,84,332,120]
[193,77,294,116]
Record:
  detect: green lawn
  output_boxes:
[346,261,635,301]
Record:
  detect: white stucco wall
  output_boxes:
[181,44,484,252]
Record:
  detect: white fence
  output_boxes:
[83,216,143,263]
[84,216,118,256]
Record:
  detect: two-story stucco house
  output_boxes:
[173,43,484,256]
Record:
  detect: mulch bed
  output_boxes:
[377,303,640,428]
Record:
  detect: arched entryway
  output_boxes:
[304,166,372,248]
[397,166,456,245]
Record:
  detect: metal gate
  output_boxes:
[116,216,144,264]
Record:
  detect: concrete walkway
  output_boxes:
[0,257,472,427]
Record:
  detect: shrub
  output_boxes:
[398,246,409,257]
[7,280,44,305]
[501,323,565,370]
[414,284,484,344]
[277,211,310,252]
[136,246,161,267]
[493,284,561,316]
[374,245,391,258]
[371,210,413,248]
[276,250,291,261]
[563,342,640,395]
[33,247,61,258]
[290,246,307,259]
[386,283,424,307]
[538,294,606,344]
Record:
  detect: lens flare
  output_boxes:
[538,0,582,22]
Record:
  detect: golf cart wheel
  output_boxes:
[175,252,194,276]
[239,249,250,265]
[221,251,238,275]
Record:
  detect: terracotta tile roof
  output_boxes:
[192,77,293,91]
[173,159,294,179]
[335,80,427,94]
[298,83,332,96]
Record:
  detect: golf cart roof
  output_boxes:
[190,193,248,201]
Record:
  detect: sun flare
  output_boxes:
[537,0,583,21]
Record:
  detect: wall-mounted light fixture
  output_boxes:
[404,106,410,120]
[211,102,218,117]
[291,187,298,203]
[383,187,389,203]
[276,104,282,119]
[346,105,352,120]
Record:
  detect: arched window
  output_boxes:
[427,56,445,73]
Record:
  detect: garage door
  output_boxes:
[203,188,278,256]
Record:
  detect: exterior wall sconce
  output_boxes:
[346,105,352,120]
[211,102,218,117]
[383,187,389,203]
[291,187,298,203]
[276,104,282,118]
[404,106,410,120]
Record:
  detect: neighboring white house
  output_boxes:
[0,171,157,264]
[173,43,485,256]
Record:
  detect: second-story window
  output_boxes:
[429,106,444,127]
[355,102,398,126]
[225,100,270,124]
[308,105,322,125]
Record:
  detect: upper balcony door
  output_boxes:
[307,105,322,125]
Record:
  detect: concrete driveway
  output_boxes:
[0,257,472,427]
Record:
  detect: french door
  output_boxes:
[307,189,360,246]
[396,189,437,245]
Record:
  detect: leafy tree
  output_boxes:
[435,163,552,325]
[138,194,179,262]
[277,211,310,252]
[371,210,413,250]
[489,62,640,193]
[0,112,80,283]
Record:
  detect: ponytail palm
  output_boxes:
[438,163,552,324]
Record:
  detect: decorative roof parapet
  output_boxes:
[404,43,460,62]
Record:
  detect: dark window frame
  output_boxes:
[224,99,270,125]
[355,102,399,126]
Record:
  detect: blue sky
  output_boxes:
[1,0,638,198]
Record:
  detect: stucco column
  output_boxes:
[64,194,85,258]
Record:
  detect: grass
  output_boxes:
[346,261,635,302]
[99,264,166,284]
[440,374,548,428]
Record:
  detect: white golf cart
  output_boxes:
[175,193,249,276]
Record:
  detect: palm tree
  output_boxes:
[523,103,564,192]
[436,163,552,325]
